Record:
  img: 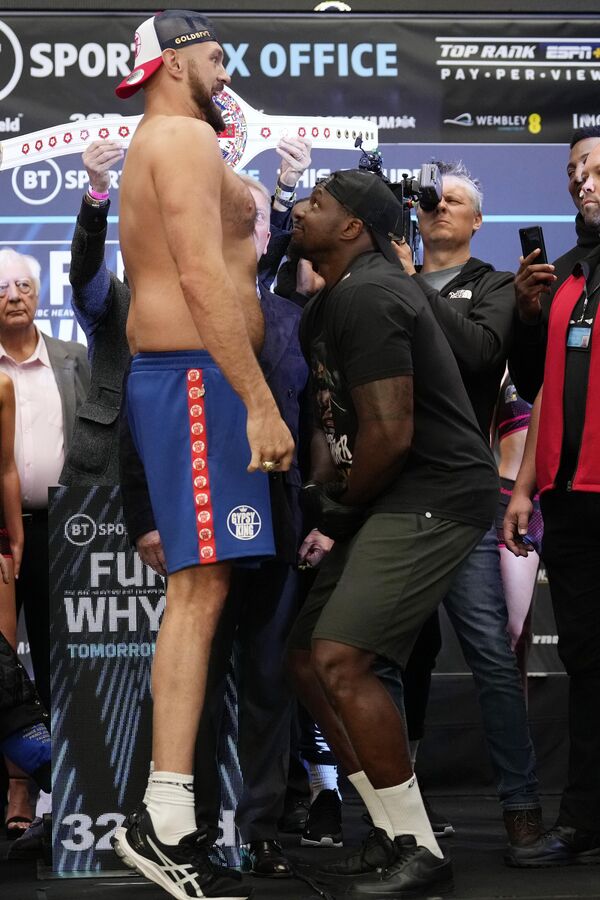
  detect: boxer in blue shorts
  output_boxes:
[127,351,275,574]
[112,11,293,900]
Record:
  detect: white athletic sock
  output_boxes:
[409,740,420,767]
[375,775,443,858]
[305,762,339,803]
[348,771,393,838]
[36,790,52,817]
[144,771,196,846]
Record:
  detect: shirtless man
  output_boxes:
[112,11,293,899]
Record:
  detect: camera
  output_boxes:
[355,137,442,247]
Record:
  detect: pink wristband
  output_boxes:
[88,187,109,201]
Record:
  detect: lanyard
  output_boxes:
[571,282,600,324]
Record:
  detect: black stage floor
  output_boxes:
[2,794,599,900]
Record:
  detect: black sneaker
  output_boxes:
[113,804,145,851]
[301,789,343,847]
[112,806,251,899]
[505,824,600,868]
[423,796,454,838]
[316,827,395,882]
[346,834,454,897]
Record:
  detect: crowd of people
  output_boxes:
[1,7,599,899]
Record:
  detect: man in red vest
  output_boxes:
[504,143,600,868]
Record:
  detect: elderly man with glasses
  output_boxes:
[0,248,89,713]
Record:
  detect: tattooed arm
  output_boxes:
[341,375,413,506]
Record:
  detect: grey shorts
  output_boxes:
[288,512,484,668]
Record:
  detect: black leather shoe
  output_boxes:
[346,834,454,897]
[243,839,292,877]
[317,827,396,882]
[505,824,600,868]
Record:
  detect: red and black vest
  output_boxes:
[536,272,600,494]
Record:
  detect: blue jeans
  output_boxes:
[442,525,539,809]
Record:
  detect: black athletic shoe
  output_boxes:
[346,834,454,898]
[113,804,146,851]
[112,806,251,899]
[316,827,395,882]
[505,824,600,868]
[301,789,343,847]
[423,796,454,838]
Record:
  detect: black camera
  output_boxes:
[355,138,442,247]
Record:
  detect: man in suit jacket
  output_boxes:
[0,247,90,712]
[60,141,162,574]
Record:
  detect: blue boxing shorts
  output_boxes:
[127,351,275,574]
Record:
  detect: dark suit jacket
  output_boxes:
[42,332,90,455]
[60,198,132,487]
[61,197,156,543]
[258,285,309,563]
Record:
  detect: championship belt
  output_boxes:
[0,87,378,172]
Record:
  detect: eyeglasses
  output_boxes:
[0,279,34,298]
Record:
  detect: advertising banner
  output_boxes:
[0,12,598,328]
[49,485,159,872]
[49,486,242,873]
[2,15,600,143]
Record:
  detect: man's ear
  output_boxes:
[472,211,483,234]
[340,216,365,242]
[162,48,183,78]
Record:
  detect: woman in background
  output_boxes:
[0,372,27,837]
[494,373,543,699]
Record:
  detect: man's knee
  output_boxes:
[166,564,230,624]
[312,639,371,698]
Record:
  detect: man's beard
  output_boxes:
[287,235,304,263]
[583,205,600,231]
[188,62,226,133]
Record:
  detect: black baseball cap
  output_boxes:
[322,169,404,264]
[116,10,220,99]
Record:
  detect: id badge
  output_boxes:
[567,324,592,350]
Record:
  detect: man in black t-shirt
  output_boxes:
[286,170,499,898]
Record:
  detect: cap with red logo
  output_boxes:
[115,9,219,100]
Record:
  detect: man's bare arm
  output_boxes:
[503,387,542,557]
[151,118,293,470]
[342,375,413,506]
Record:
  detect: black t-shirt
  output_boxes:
[300,251,499,528]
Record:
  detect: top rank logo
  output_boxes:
[437,36,600,83]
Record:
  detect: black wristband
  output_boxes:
[274,183,297,209]
[276,177,297,196]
